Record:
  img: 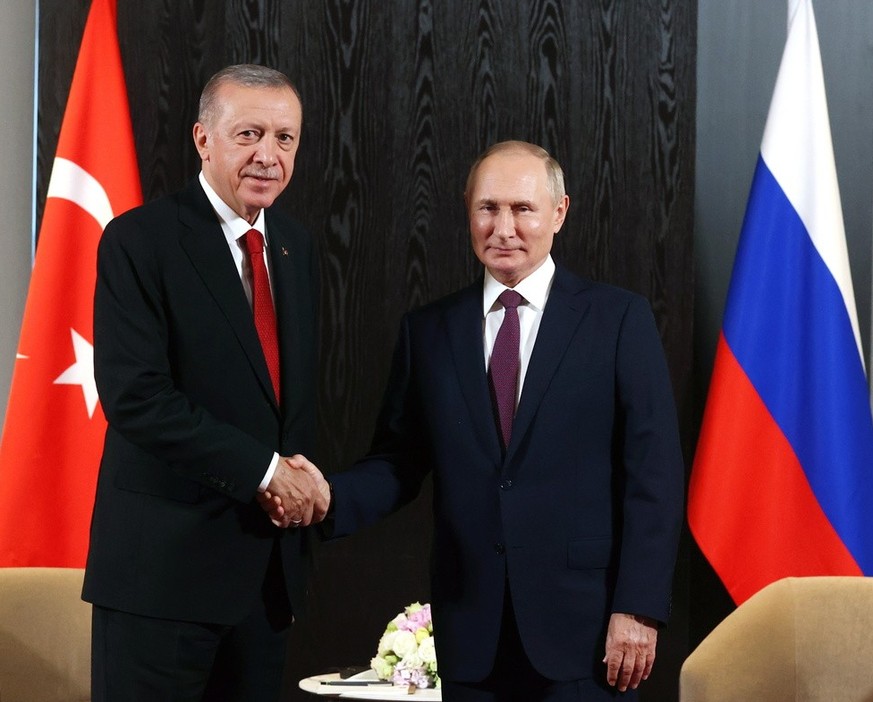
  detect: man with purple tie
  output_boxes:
[283,141,684,701]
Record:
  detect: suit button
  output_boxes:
[494,543,505,555]
[499,479,512,490]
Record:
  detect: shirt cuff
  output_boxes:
[258,452,280,492]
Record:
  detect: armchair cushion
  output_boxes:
[680,576,873,702]
[0,567,90,702]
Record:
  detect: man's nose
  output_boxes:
[494,208,514,237]
[254,140,277,166]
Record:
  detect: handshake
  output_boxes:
[256,454,331,529]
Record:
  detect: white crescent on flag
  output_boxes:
[45,156,112,418]
[46,156,114,230]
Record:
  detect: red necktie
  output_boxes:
[243,229,281,404]
[488,289,523,449]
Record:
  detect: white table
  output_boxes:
[299,670,441,700]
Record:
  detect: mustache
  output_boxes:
[242,168,279,180]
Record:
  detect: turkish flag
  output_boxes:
[0,0,141,566]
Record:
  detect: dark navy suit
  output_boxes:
[331,265,683,690]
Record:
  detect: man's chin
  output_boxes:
[485,255,521,273]
[241,189,280,211]
[484,264,526,287]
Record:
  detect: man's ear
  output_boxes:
[553,194,570,233]
[192,122,209,161]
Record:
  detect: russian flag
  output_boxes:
[688,0,873,606]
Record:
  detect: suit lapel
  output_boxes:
[177,181,278,410]
[505,267,592,463]
[444,281,503,458]
[266,214,307,412]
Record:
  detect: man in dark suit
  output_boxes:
[83,64,329,701]
[293,141,684,700]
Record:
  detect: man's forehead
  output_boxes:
[208,107,299,139]
[476,152,546,179]
[471,167,545,196]
[480,148,545,169]
[215,84,300,114]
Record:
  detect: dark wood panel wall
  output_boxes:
[38,1,697,699]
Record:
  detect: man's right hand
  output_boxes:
[259,454,330,528]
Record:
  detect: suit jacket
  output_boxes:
[331,265,684,683]
[83,179,319,625]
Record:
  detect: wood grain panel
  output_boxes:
[524,0,568,154]
[37,1,696,698]
[118,0,219,201]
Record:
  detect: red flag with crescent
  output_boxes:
[0,0,142,566]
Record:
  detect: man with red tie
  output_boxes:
[316,141,685,701]
[84,64,329,701]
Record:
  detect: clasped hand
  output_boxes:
[256,454,330,528]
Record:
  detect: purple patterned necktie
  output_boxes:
[489,289,523,449]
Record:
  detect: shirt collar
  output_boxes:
[199,171,267,245]
[482,255,556,316]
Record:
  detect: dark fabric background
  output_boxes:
[38,2,700,699]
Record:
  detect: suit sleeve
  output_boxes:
[610,296,685,623]
[330,313,431,536]
[93,216,273,501]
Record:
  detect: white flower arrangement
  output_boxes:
[371,602,439,689]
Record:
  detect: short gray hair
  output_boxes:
[198,64,301,126]
[464,140,566,205]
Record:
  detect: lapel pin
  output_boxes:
[281,246,289,256]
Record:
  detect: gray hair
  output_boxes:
[464,140,566,205]
[198,64,300,126]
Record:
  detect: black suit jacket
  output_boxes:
[83,179,318,624]
[331,265,684,682]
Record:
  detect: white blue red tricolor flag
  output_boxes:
[688,0,873,605]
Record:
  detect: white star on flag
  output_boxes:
[54,328,99,418]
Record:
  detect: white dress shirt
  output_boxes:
[482,255,556,406]
[199,172,278,491]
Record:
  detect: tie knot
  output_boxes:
[243,228,264,256]
[499,289,523,311]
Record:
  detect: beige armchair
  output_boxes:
[0,567,90,702]
[680,576,873,702]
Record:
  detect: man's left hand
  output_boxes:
[603,612,658,692]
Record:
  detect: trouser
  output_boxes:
[91,543,292,702]
[441,588,635,702]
